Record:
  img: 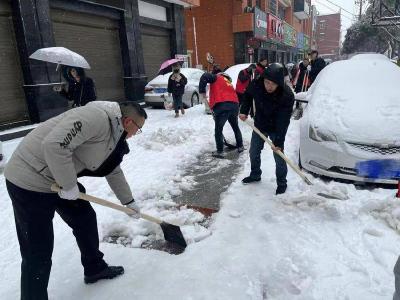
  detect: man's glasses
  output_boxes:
[131,118,142,134]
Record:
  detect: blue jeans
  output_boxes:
[249,131,288,186]
[213,102,243,152]
[173,94,183,113]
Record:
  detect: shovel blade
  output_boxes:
[160,222,187,248]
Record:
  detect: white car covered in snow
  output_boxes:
[298,53,400,184]
[144,68,205,108]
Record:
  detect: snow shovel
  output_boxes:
[51,184,187,248]
[244,120,344,200]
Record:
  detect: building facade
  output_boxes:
[316,13,341,59]
[0,0,198,128]
[185,0,312,71]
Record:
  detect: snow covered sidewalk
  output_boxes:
[1,105,400,299]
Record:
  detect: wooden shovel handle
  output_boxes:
[51,184,162,225]
[245,120,313,186]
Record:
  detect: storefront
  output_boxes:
[296,32,305,61]
[283,22,297,64]
[266,13,284,63]
[6,0,189,125]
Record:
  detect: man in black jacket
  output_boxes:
[239,63,294,195]
[309,50,326,84]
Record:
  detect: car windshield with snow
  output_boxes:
[299,53,400,184]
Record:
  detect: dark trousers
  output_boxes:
[213,102,243,152]
[394,256,400,300]
[173,94,183,113]
[249,131,288,186]
[6,180,107,300]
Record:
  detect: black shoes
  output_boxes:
[212,151,226,158]
[276,185,287,195]
[84,266,124,284]
[242,176,261,184]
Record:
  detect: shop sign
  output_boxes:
[296,32,304,49]
[253,7,268,41]
[267,13,283,42]
[283,22,297,47]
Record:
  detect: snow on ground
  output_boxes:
[1,104,400,299]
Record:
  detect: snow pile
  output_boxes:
[308,56,400,143]
[1,106,400,299]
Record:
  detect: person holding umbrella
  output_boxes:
[167,62,187,118]
[63,66,97,107]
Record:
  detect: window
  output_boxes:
[256,0,261,8]
[278,5,285,20]
[269,0,277,14]
[320,23,325,30]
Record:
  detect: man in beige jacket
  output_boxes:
[5,101,146,299]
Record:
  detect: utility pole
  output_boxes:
[355,0,364,20]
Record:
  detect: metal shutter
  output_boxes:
[51,8,125,101]
[141,24,171,80]
[0,0,29,125]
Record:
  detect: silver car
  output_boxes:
[144,68,205,108]
[298,54,400,184]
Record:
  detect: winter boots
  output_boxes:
[237,146,245,153]
[275,185,287,195]
[181,108,185,115]
[212,151,225,159]
[175,112,179,118]
[84,265,124,284]
[241,176,261,184]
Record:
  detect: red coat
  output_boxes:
[235,69,251,94]
[209,75,239,109]
[255,65,265,78]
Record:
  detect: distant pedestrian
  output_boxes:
[199,72,244,158]
[63,67,96,107]
[236,64,256,106]
[294,58,311,94]
[309,50,326,84]
[255,57,269,80]
[168,63,188,118]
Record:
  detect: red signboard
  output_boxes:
[267,14,283,42]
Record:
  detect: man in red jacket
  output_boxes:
[236,64,256,106]
[255,57,268,79]
[199,72,244,158]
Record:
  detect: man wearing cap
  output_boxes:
[5,101,146,299]
[199,72,244,158]
[239,63,294,195]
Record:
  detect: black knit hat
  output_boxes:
[263,63,284,87]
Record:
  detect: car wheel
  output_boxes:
[191,93,199,107]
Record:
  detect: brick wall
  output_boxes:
[316,13,341,57]
[185,0,239,69]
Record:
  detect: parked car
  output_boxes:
[298,53,400,184]
[144,68,205,108]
